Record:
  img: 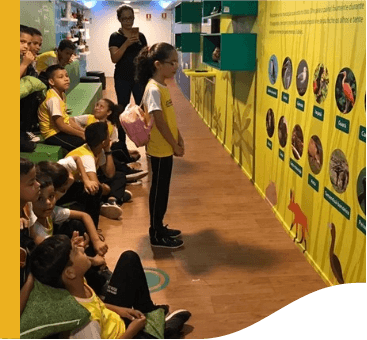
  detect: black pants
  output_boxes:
[45,132,84,152]
[111,125,134,164]
[104,251,156,313]
[56,181,102,228]
[149,156,173,238]
[98,170,127,205]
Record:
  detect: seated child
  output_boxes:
[29,27,43,69]
[66,121,132,220]
[30,235,191,339]
[74,98,148,181]
[20,25,35,79]
[36,39,76,74]
[20,158,40,315]
[38,64,85,151]
[37,158,102,231]
[30,171,107,257]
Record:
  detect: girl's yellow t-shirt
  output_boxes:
[145,79,178,157]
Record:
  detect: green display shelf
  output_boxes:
[175,33,201,53]
[202,33,257,71]
[203,0,258,18]
[175,2,202,23]
[20,143,65,163]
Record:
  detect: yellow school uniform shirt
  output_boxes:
[36,51,58,73]
[86,115,114,137]
[38,88,70,139]
[145,79,178,157]
[73,282,126,339]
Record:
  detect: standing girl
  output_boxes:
[135,43,185,249]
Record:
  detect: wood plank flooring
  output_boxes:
[100,77,326,339]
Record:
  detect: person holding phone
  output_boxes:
[108,4,148,164]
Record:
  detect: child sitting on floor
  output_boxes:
[38,64,85,151]
[74,98,148,181]
[30,235,191,339]
[66,121,132,220]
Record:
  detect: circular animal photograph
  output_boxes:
[268,55,278,85]
[291,125,304,160]
[278,116,288,148]
[308,135,323,174]
[266,109,275,137]
[357,168,366,215]
[282,57,293,90]
[335,67,356,114]
[313,63,329,104]
[296,60,309,96]
[329,149,349,194]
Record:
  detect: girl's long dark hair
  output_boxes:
[134,42,175,86]
[102,98,124,127]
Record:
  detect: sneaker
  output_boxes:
[123,190,133,203]
[150,236,184,249]
[126,169,148,181]
[165,309,191,338]
[100,202,122,220]
[127,179,142,186]
[162,225,181,238]
[26,132,40,142]
[155,304,170,316]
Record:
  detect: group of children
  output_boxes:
[20,19,190,338]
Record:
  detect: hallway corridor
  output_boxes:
[101,77,326,339]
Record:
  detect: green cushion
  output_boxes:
[20,280,91,339]
[20,143,65,162]
[65,59,80,94]
[144,308,165,339]
[67,82,103,117]
[20,76,47,99]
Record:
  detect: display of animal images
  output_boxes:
[313,63,329,104]
[335,67,356,114]
[296,59,309,96]
[329,149,349,193]
[357,168,366,215]
[282,57,292,90]
[278,116,288,147]
[308,135,323,174]
[266,108,275,137]
[268,55,278,85]
[291,125,304,160]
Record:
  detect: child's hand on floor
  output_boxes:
[93,239,108,256]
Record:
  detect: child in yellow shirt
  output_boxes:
[135,43,185,249]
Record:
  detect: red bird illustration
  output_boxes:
[340,71,354,113]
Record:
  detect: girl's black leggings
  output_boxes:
[149,155,173,238]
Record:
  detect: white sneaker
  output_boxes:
[100,202,122,220]
[26,132,40,142]
[123,190,133,202]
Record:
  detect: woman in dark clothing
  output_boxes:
[108,4,147,163]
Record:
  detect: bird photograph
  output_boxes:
[278,116,288,148]
[296,60,309,96]
[328,223,345,284]
[335,68,356,114]
[291,125,304,160]
[282,57,293,90]
[313,63,329,104]
[268,55,278,85]
[266,108,275,137]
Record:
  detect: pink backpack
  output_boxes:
[119,102,154,148]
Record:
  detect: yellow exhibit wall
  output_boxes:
[189,1,366,285]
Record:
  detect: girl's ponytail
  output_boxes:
[134,46,153,86]
[102,98,123,127]
[134,43,176,86]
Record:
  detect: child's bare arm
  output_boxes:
[69,210,108,256]
[69,117,86,132]
[69,155,99,195]
[53,116,85,139]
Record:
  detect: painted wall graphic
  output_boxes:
[256,1,366,285]
[185,1,365,285]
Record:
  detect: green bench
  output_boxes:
[21,59,103,163]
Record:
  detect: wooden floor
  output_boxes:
[100,77,326,339]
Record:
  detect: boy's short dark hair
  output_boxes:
[29,27,42,37]
[58,39,76,51]
[20,25,33,36]
[45,64,66,80]
[37,161,69,190]
[20,157,34,176]
[30,235,73,289]
[35,170,54,190]
[85,122,108,149]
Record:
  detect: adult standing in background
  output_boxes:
[108,4,147,163]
